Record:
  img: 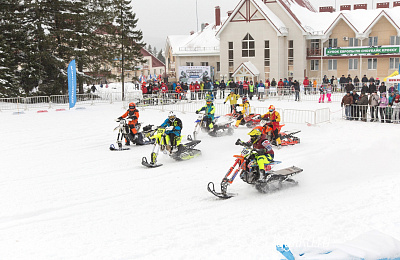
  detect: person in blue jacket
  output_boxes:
[196,97,215,130]
[161,111,183,153]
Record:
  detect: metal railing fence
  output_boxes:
[342,104,400,123]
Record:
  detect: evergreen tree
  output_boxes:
[152,46,157,56]
[112,0,144,100]
[157,50,165,64]
[147,44,152,54]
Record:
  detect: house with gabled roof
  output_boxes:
[165,0,400,83]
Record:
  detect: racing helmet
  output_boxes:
[268,105,275,112]
[206,96,213,105]
[168,111,176,122]
[129,102,136,110]
[248,128,262,143]
[242,96,248,103]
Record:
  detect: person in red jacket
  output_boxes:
[117,102,140,145]
[261,105,282,147]
[141,84,148,94]
[243,81,249,96]
[278,79,284,95]
[303,77,310,95]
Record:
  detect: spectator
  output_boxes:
[249,81,255,100]
[347,74,352,86]
[345,80,355,93]
[326,83,332,103]
[243,81,249,96]
[387,92,395,123]
[313,79,318,94]
[388,85,395,94]
[219,80,226,99]
[91,84,96,93]
[368,82,376,95]
[258,80,265,100]
[368,91,380,122]
[303,77,310,95]
[361,83,369,94]
[369,76,375,86]
[341,92,353,120]
[339,75,347,91]
[379,93,388,123]
[278,78,284,95]
[361,75,369,85]
[353,75,360,88]
[318,84,326,103]
[292,80,300,101]
[379,82,387,97]
[392,93,400,123]
[332,77,338,92]
[352,91,360,120]
[358,92,369,122]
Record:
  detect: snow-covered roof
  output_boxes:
[280,1,400,37]
[167,24,221,56]
[232,61,260,77]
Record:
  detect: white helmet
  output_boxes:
[168,111,176,122]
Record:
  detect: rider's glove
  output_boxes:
[115,117,122,122]
[271,119,276,122]
[196,110,199,114]
[166,126,174,131]
[130,116,138,120]
[223,102,226,104]
[255,149,264,154]
[235,139,242,145]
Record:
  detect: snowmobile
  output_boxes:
[193,112,234,140]
[261,120,301,146]
[226,104,262,128]
[141,127,202,167]
[207,145,302,199]
[109,118,156,151]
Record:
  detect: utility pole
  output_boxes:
[196,0,199,31]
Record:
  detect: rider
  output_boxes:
[117,102,139,145]
[235,96,251,127]
[235,128,274,179]
[224,89,240,113]
[261,105,282,147]
[161,111,183,153]
[196,97,215,130]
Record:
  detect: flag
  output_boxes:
[68,59,76,109]
[154,74,157,80]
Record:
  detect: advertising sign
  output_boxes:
[67,59,76,109]
[178,66,211,83]
[325,46,400,56]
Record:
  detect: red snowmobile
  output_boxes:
[261,120,300,146]
[207,144,302,199]
[225,104,262,128]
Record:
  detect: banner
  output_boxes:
[68,59,76,109]
[178,66,211,83]
[325,46,400,56]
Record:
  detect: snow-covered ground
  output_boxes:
[1,96,400,259]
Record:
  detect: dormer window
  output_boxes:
[242,33,255,57]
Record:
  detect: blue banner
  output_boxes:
[68,59,76,109]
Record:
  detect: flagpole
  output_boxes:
[196,0,199,31]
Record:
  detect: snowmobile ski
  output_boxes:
[109,144,130,151]
[207,182,237,199]
[255,166,303,193]
[141,156,163,168]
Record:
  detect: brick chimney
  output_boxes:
[227,10,233,17]
[377,2,389,8]
[215,6,221,26]
[354,4,367,10]
[340,5,351,11]
[319,6,335,13]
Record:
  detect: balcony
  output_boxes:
[178,46,219,52]
[307,48,321,56]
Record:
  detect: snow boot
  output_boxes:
[259,169,266,180]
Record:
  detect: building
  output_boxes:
[165,0,400,83]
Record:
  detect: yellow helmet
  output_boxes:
[248,128,262,143]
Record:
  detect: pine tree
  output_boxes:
[157,50,165,64]
[153,46,157,56]
[147,44,152,54]
[111,0,144,100]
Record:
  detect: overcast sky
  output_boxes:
[131,0,396,52]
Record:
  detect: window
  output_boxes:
[390,36,400,45]
[228,42,234,69]
[328,38,337,48]
[349,59,358,70]
[368,36,378,46]
[368,58,377,70]
[264,40,270,66]
[311,39,320,50]
[311,60,319,71]
[328,59,337,70]
[288,40,294,65]
[349,38,359,47]
[216,62,220,72]
[201,62,209,66]
[242,33,255,57]
[390,58,399,70]
[186,62,193,66]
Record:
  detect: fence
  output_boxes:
[342,104,400,123]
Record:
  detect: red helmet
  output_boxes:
[129,102,136,110]
[268,105,275,112]
[242,96,248,103]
